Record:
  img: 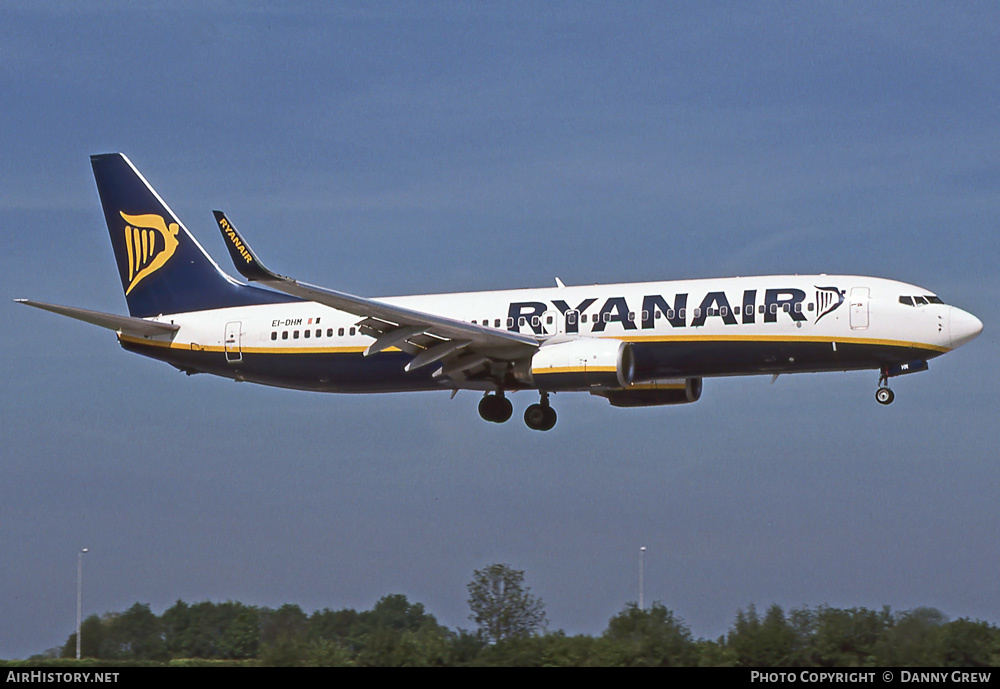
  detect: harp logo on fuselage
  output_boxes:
[121,212,179,295]
[814,286,846,323]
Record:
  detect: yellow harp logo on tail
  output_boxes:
[121,212,180,295]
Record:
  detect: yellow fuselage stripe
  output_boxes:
[533,366,618,375]
[119,333,950,355]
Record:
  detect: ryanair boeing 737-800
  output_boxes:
[17,154,983,430]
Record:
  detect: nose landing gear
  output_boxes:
[875,386,894,405]
[524,392,557,431]
[875,368,894,405]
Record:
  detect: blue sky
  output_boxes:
[2,2,998,659]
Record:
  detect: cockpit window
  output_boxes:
[899,295,945,307]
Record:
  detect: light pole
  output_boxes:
[639,546,646,610]
[77,548,88,659]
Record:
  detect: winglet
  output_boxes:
[212,211,285,282]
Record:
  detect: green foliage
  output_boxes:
[874,607,948,666]
[938,618,1000,667]
[113,603,168,660]
[161,600,258,659]
[301,639,353,667]
[602,602,698,666]
[60,614,108,659]
[466,563,547,644]
[353,595,451,667]
[47,595,1000,667]
[807,606,890,667]
[470,632,602,667]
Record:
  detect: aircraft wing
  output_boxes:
[15,299,180,338]
[212,212,539,380]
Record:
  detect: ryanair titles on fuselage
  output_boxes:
[506,286,845,335]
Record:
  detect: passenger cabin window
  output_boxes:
[338,327,345,336]
[350,327,356,336]
[271,332,277,341]
[293,330,299,339]
[282,331,288,340]
[304,330,310,338]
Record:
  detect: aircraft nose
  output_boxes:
[949,306,983,348]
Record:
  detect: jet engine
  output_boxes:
[593,377,703,407]
[529,338,632,390]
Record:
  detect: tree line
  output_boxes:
[35,564,1000,667]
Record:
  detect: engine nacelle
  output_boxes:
[530,338,632,390]
[593,377,703,407]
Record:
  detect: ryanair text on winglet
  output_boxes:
[218,216,253,264]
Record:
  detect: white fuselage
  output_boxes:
[121,274,978,394]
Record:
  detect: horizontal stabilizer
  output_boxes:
[15,299,180,338]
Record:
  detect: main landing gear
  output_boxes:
[524,392,557,432]
[478,392,513,423]
[875,368,895,406]
[478,391,558,431]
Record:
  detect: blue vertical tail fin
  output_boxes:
[91,153,296,317]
